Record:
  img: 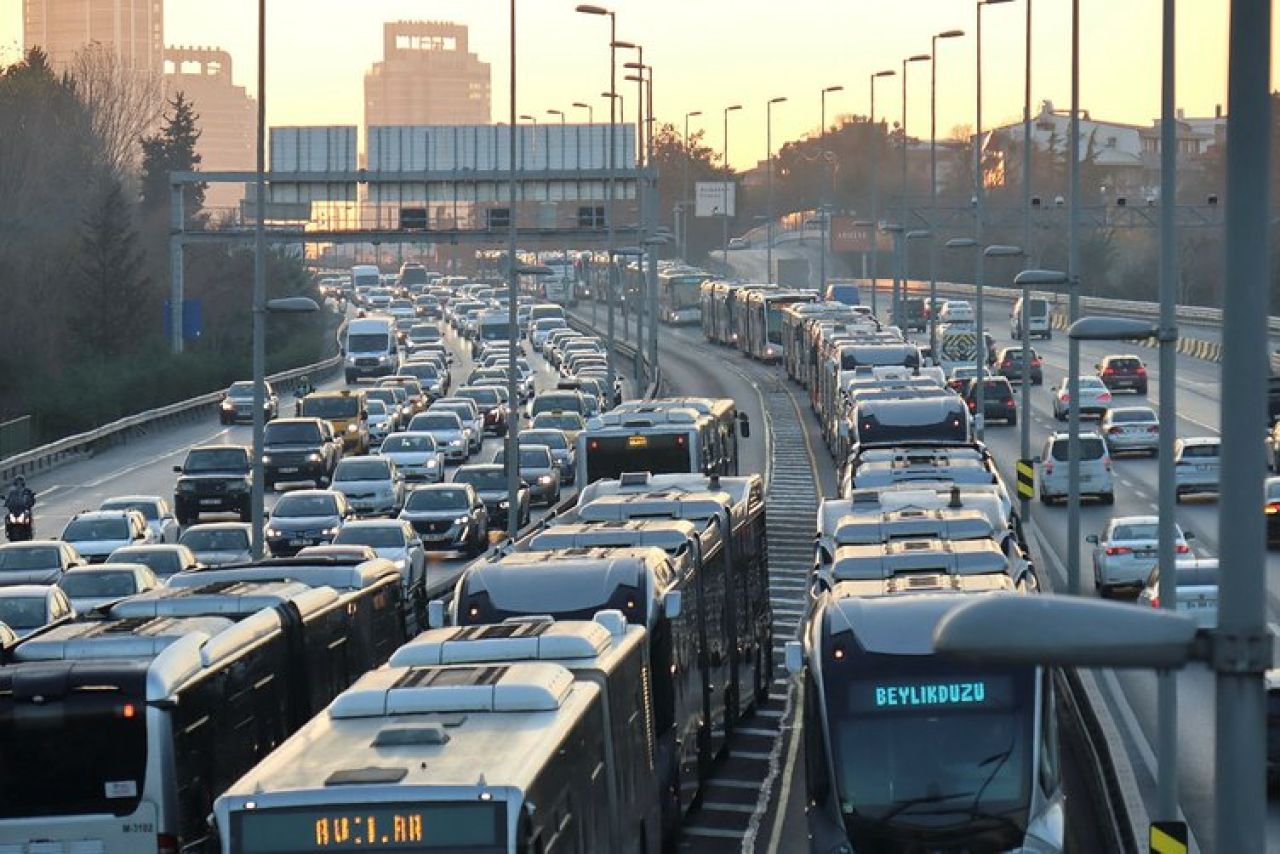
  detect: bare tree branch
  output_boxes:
[70,42,164,180]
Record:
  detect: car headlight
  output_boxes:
[262,454,273,464]
[322,527,339,537]
[377,354,389,363]
[221,400,234,410]
[227,480,249,493]
[307,453,322,462]
[347,423,359,433]
[498,500,509,509]
[178,481,196,493]
[454,515,470,526]
[537,474,553,485]
[425,458,438,468]
[449,438,463,446]
[266,527,281,537]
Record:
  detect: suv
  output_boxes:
[60,510,154,563]
[262,418,342,490]
[1096,354,1148,395]
[995,346,1043,385]
[901,297,927,332]
[962,377,1018,425]
[1010,296,1052,340]
[173,445,253,525]
[1037,432,1114,505]
[219,380,278,425]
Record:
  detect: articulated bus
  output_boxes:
[658,270,712,325]
[736,288,817,362]
[780,302,866,386]
[578,400,748,484]
[702,281,775,346]
[612,396,750,476]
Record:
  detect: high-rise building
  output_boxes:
[364,21,490,133]
[23,0,163,72]
[164,47,256,212]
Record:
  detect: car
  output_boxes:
[399,483,489,556]
[378,432,446,483]
[1010,295,1052,340]
[363,388,408,433]
[407,411,473,462]
[1051,375,1112,420]
[365,400,395,443]
[430,398,485,453]
[405,323,442,354]
[57,562,160,612]
[452,464,530,529]
[519,428,576,486]
[98,495,181,544]
[219,380,278,425]
[179,522,254,566]
[946,365,979,394]
[1100,406,1160,456]
[1267,477,1280,548]
[265,489,351,557]
[529,389,591,420]
[332,519,427,614]
[727,236,750,249]
[261,418,342,491]
[296,544,380,561]
[901,297,928,332]
[494,443,561,506]
[0,584,74,638]
[399,360,449,399]
[106,543,202,580]
[961,377,1017,425]
[297,389,370,455]
[456,386,510,436]
[1037,431,1114,505]
[531,317,568,350]
[1136,558,1219,627]
[0,540,86,586]
[1096,354,1148,395]
[1174,437,1221,503]
[330,455,405,517]
[1268,420,1280,472]
[531,410,587,447]
[938,300,974,326]
[1088,515,1193,597]
[60,509,155,563]
[995,346,1043,385]
[173,444,253,524]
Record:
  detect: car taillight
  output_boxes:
[1060,393,1070,402]
[1032,358,1042,367]
[1043,463,1054,475]
[1267,502,1280,515]
[968,400,976,411]
[1176,543,1192,554]
[1149,595,1160,608]
[1103,367,1114,375]
[1100,392,1112,401]
[1136,366,1147,375]
[1105,546,1133,556]
[1147,425,1159,433]
[1002,360,1012,368]
[158,835,179,854]
[1108,426,1122,434]
[1005,398,1015,406]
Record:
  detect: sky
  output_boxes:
[1,1,1275,169]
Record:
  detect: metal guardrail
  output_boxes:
[0,417,33,462]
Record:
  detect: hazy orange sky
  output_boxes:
[2,1,1276,169]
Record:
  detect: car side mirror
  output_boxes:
[1032,455,1042,464]
[172,465,183,474]
[428,600,446,629]
[1085,534,1099,544]
[784,640,804,676]
[361,410,369,420]
[1184,531,1195,540]
[663,589,683,620]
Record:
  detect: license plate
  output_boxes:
[199,498,221,506]
[1197,465,1215,472]
[289,538,309,546]
[279,467,298,474]
[1135,550,1156,557]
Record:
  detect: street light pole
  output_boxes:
[819,85,843,296]
[1022,0,1033,263]
[250,0,267,559]
[930,30,964,361]
[1067,0,1082,596]
[682,110,702,262]
[505,0,520,538]
[519,114,539,172]
[868,69,894,320]
[766,95,787,285]
[722,104,743,269]
[898,53,930,328]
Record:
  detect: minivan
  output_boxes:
[1011,296,1052,340]
[1037,431,1114,505]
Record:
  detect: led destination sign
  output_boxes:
[851,675,1015,714]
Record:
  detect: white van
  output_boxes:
[343,316,400,383]
[1011,296,1052,339]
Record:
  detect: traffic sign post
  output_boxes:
[1016,459,1034,501]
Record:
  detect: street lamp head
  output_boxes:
[726,104,743,112]
[547,109,564,116]
[823,85,845,94]
[906,229,933,240]
[611,40,636,49]
[623,61,644,70]
[625,75,643,83]
[1012,268,1071,288]
[519,114,536,121]
[686,110,703,118]
[945,237,978,249]
[879,223,904,233]
[983,244,1025,258]
[873,69,896,78]
[575,4,609,15]
[852,219,876,227]
[937,29,966,38]
[1068,316,1160,342]
[769,96,788,105]
[266,296,321,314]
[906,53,931,63]
[572,101,590,109]
[515,264,556,277]
[601,91,618,99]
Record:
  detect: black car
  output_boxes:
[901,297,927,332]
[173,445,252,525]
[262,418,343,490]
[1096,354,1148,395]
[399,483,488,556]
[452,464,530,529]
[456,386,509,436]
[963,377,1018,425]
[218,380,278,425]
[996,346,1043,385]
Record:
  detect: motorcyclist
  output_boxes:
[294,375,315,416]
[5,477,35,517]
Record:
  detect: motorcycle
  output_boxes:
[5,511,32,542]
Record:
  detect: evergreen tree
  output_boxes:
[139,91,205,220]
[74,177,154,357]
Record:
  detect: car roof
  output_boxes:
[184,522,253,532]
[68,509,136,521]
[100,495,164,505]
[1179,436,1220,446]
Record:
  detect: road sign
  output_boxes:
[695,181,736,218]
[1149,821,1187,854]
[1016,459,1035,500]
[830,216,874,252]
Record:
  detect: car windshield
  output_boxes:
[521,431,567,450]
[272,494,339,517]
[1050,437,1105,461]
[365,390,397,406]
[410,326,440,342]
[0,597,46,629]
[0,546,60,571]
[182,529,249,551]
[367,401,388,417]
[1107,358,1142,369]
[335,460,391,481]
[1174,567,1219,587]
[454,469,505,490]
[1110,522,1159,541]
[534,394,581,414]
[227,382,255,397]
[1109,409,1156,423]
[184,448,248,472]
[406,488,469,512]
[1268,480,1280,501]
[60,571,137,598]
[111,549,183,577]
[1078,378,1107,391]
[534,413,584,432]
[382,435,437,453]
[301,396,360,419]
[404,364,440,380]
[1180,443,1220,459]
[348,332,390,353]
[63,518,128,541]
[333,527,407,549]
[100,500,158,520]
[459,388,499,406]
[414,414,461,431]
[264,422,321,444]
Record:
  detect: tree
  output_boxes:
[139,91,204,221]
[73,177,155,357]
[70,42,164,181]
[650,122,732,260]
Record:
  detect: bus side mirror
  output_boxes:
[663,590,683,620]
[785,640,804,676]
[428,600,446,629]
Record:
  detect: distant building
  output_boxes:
[164,47,256,212]
[23,0,163,72]
[363,21,491,136]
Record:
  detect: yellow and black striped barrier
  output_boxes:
[1016,459,1035,501]
[1149,821,1188,854]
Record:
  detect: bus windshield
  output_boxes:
[668,278,703,311]
[823,655,1034,842]
[585,433,693,482]
[765,307,785,344]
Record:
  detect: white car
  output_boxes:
[379,432,446,483]
[938,300,975,326]
[107,544,202,581]
[180,522,254,566]
[1088,515,1193,597]
[99,495,181,544]
[430,399,485,454]
[332,519,427,616]
[0,584,74,638]
[1099,406,1159,456]
[330,456,405,517]
[366,399,394,443]
[60,509,156,563]
[57,563,161,612]
[1051,375,1113,420]
[1037,431,1114,505]
[0,540,87,586]
[1136,558,1219,627]
[531,317,568,350]
[1174,437,1220,502]
[407,411,472,462]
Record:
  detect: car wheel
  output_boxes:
[1008,413,1018,426]
[1054,409,1065,422]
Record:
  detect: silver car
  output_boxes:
[408,411,472,462]
[60,509,156,563]
[332,519,427,621]
[1174,437,1220,502]
[0,540,86,586]
[1089,515,1193,597]
[330,456,405,517]
[379,432,446,483]
[180,522,254,566]
[0,584,74,638]
[99,495,181,544]
[1136,558,1219,628]
[1052,375,1113,420]
[1100,406,1160,456]
[493,443,561,506]
[518,428,576,486]
[58,563,160,612]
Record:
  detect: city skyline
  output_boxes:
[3,1,1276,169]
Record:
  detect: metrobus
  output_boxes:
[736,288,817,362]
[612,396,750,476]
[780,302,866,386]
[215,661,616,853]
[658,270,712,325]
[786,578,1063,853]
[701,281,774,345]
[578,406,722,484]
